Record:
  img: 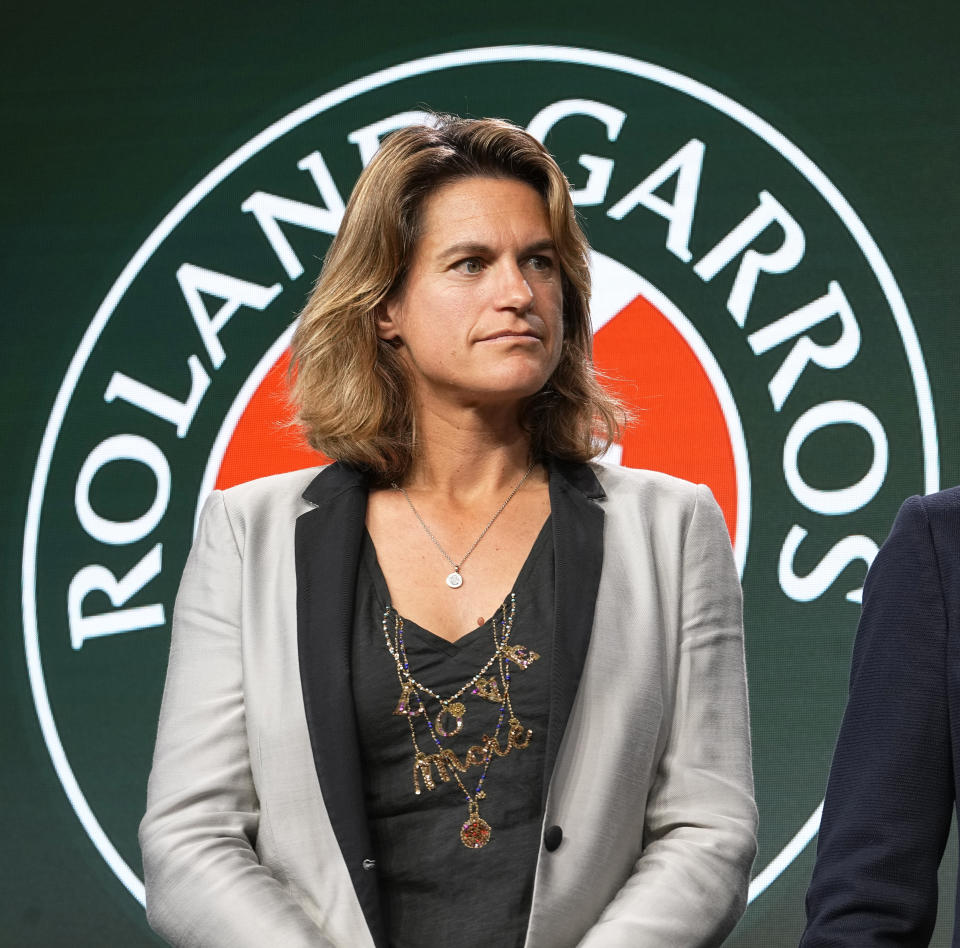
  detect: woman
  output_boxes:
[140,115,757,947]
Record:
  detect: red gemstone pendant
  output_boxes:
[460,814,491,849]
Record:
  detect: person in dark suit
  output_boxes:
[802,486,960,946]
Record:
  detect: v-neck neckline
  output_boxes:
[363,515,552,651]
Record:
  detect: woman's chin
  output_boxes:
[471,376,552,408]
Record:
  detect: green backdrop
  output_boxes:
[3,2,958,945]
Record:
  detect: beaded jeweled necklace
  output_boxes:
[383,594,540,848]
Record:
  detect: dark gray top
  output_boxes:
[352,520,554,948]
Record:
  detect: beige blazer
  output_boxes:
[140,460,757,947]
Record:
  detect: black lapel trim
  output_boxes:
[295,463,387,948]
[542,460,605,808]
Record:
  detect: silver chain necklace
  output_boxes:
[392,461,536,589]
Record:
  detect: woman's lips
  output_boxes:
[479,330,541,342]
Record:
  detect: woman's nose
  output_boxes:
[497,262,535,311]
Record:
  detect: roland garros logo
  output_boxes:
[22,46,938,913]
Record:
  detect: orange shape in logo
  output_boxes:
[215,354,328,491]
[593,295,738,541]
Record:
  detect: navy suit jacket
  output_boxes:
[802,487,960,946]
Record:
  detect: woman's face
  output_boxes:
[378,176,564,413]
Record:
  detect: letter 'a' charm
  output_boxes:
[393,681,422,717]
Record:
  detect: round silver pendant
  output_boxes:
[446,571,463,589]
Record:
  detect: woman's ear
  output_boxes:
[376,297,402,342]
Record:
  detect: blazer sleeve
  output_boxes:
[139,491,334,948]
[801,495,954,947]
[579,484,758,947]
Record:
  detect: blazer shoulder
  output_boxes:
[894,487,960,597]
[859,488,960,633]
[884,487,960,561]
[592,462,705,512]
[915,486,960,533]
[215,466,326,530]
[590,463,728,551]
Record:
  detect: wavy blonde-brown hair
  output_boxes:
[290,115,624,483]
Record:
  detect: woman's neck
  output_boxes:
[401,401,536,500]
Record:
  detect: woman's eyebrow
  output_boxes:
[438,240,492,259]
[521,239,557,256]
[439,238,556,260]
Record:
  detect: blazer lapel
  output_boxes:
[542,461,605,807]
[296,463,386,948]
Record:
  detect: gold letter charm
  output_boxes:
[507,717,533,749]
[393,681,423,717]
[504,644,540,669]
[435,701,465,736]
[473,677,503,703]
[412,752,435,794]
